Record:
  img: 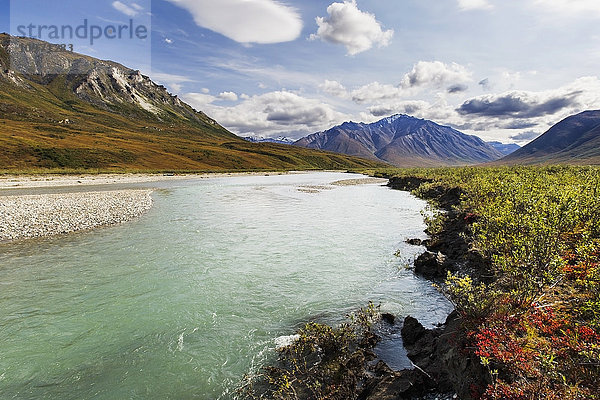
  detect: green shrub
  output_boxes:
[384,165,600,399]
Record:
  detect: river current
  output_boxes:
[0,172,452,399]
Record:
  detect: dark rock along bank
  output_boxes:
[240,176,490,400]
[360,176,491,400]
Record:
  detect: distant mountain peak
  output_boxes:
[486,141,521,156]
[339,120,362,129]
[379,114,415,124]
[243,135,294,145]
[294,114,503,167]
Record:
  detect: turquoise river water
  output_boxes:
[0,172,452,399]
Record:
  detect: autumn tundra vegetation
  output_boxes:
[240,165,600,399]
[383,165,600,399]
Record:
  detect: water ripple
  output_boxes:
[0,172,452,400]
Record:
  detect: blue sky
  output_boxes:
[3,0,600,143]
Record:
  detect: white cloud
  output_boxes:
[363,96,462,125]
[182,92,218,109]
[400,61,472,90]
[318,80,348,97]
[165,0,303,44]
[218,91,239,101]
[310,0,394,55]
[346,61,472,104]
[112,1,140,17]
[351,82,403,104]
[183,90,348,137]
[532,0,600,16]
[150,72,193,95]
[165,38,173,44]
[457,0,493,11]
[201,88,210,94]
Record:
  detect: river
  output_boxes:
[0,172,451,399]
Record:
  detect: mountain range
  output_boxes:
[487,141,520,156]
[0,34,384,171]
[243,135,295,145]
[499,110,600,165]
[294,114,503,167]
[2,35,598,170]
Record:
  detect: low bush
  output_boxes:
[381,166,600,399]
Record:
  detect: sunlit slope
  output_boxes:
[0,34,385,171]
[498,110,600,165]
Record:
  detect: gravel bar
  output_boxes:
[331,177,388,186]
[0,190,153,242]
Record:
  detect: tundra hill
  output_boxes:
[294,114,503,167]
[498,110,600,165]
[0,34,384,171]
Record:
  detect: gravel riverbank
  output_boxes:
[0,189,153,242]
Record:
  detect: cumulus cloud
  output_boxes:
[350,82,403,104]
[400,61,472,90]
[352,76,600,143]
[502,120,539,129]
[183,90,347,137]
[218,91,239,101]
[359,97,464,128]
[347,61,472,104]
[319,80,348,97]
[165,0,303,44]
[182,92,217,109]
[510,130,542,142]
[447,84,469,94]
[310,0,394,55]
[457,0,493,11]
[448,76,600,142]
[112,1,140,17]
[367,101,431,117]
[457,91,580,118]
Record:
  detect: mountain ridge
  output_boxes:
[0,34,386,171]
[294,114,503,167]
[1,34,232,134]
[498,110,600,165]
[243,135,295,145]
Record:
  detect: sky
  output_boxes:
[2,0,600,143]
